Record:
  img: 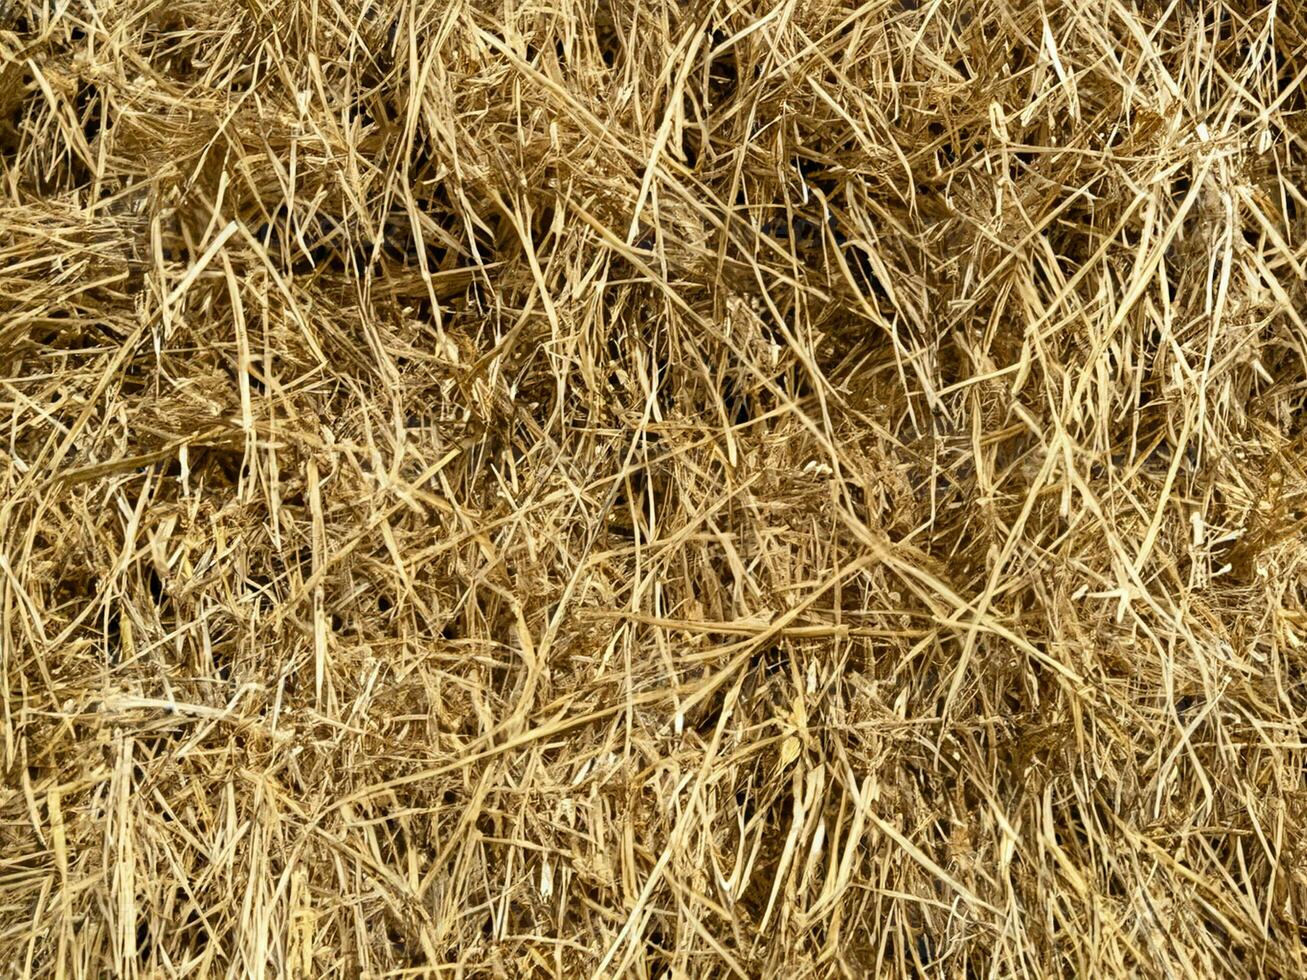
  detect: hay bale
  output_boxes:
[2,0,1306,976]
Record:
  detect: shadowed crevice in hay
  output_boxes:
[2,0,1307,977]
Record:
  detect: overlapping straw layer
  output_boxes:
[2,0,1306,976]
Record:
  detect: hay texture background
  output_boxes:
[2,0,1307,976]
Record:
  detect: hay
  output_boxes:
[2,0,1306,975]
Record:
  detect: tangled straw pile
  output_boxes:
[2,0,1306,976]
